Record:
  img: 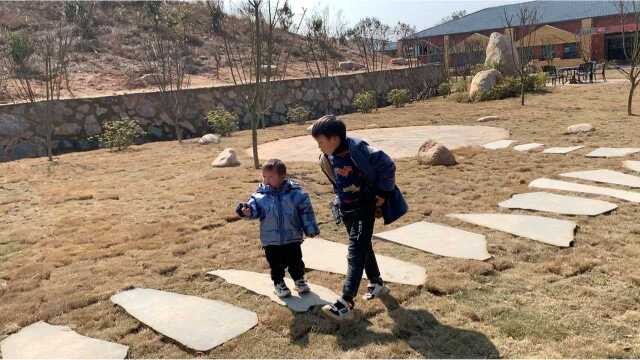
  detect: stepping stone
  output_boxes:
[543,146,584,154]
[373,221,491,261]
[498,191,617,216]
[447,213,577,247]
[110,288,257,352]
[586,148,640,158]
[513,143,544,152]
[530,178,640,203]
[623,160,640,173]
[0,321,128,359]
[207,269,337,312]
[301,238,426,286]
[560,169,640,188]
[483,139,516,150]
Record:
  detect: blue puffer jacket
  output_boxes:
[243,179,320,247]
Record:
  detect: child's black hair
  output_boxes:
[263,158,287,176]
[311,115,346,141]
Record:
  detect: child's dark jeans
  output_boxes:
[264,242,305,285]
[341,203,383,302]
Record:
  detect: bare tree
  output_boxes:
[394,22,417,67]
[205,0,225,34]
[2,23,75,161]
[439,9,467,25]
[141,4,193,142]
[504,6,539,106]
[616,0,640,115]
[349,17,391,72]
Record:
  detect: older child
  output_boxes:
[236,159,320,297]
[312,115,408,320]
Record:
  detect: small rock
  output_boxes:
[176,195,195,203]
[366,123,379,129]
[212,148,241,167]
[417,140,457,166]
[307,124,314,132]
[199,134,221,145]
[390,58,409,66]
[566,123,595,134]
[477,116,500,122]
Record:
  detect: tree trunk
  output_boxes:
[521,74,526,106]
[628,81,636,116]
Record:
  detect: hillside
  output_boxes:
[0,1,394,100]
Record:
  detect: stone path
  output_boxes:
[208,269,336,312]
[624,160,640,172]
[483,139,516,150]
[448,213,577,247]
[586,147,640,158]
[543,146,584,154]
[301,237,427,286]
[561,169,640,188]
[0,321,128,359]
[513,143,544,152]
[498,191,617,216]
[373,221,491,261]
[254,125,510,162]
[110,288,257,352]
[530,178,640,203]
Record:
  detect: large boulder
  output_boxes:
[566,123,595,134]
[390,58,409,66]
[199,133,221,145]
[338,61,365,71]
[469,69,502,100]
[484,32,519,76]
[212,148,240,167]
[417,141,457,166]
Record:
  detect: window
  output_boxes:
[564,43,578,58]
[543,44,555,59]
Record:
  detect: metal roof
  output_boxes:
[413,1,623,38]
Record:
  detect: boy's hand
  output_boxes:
[375,196,385,207]
[242,205,251,217]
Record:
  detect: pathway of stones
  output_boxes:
[5,130,640,358]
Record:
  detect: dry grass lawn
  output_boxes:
[2,72,640,358]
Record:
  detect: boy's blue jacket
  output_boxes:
[242,179,320,247]
[320,137,408,225]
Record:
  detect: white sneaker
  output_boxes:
[294,279,310,295]
[321,297,354,321]
[274,282,291,298]
[362,282,389,301]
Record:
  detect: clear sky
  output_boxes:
[281,0,526,32]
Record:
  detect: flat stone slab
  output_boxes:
[207,269,336,312]
[624,160,640,172]
[560,169,640,188]
[110,288,257,352]
[543,146,584,154]
[483,139,516,150]
[498,191,617,216]
[448,213,577,247]
[0,321,128,359]
[373,221,490,260]
[513,143,544,152]
[586,148,640,158]
[253,125,510,162]
[301,237,426,286]
[530,178,640,203]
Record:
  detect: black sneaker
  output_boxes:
[321,297,354,321]
[362,281,390,301]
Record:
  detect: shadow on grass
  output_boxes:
[289,295,499,358]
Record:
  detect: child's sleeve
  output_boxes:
[367,144,397,194]
[245,195,262,220]
[297,191,320,237]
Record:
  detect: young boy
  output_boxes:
[311,115,408,320]
[236,158,320,298]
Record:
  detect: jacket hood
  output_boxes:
[256,178,301,194]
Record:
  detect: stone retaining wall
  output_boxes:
[0,65,442,161]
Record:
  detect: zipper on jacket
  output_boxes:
[276,191,285,245]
